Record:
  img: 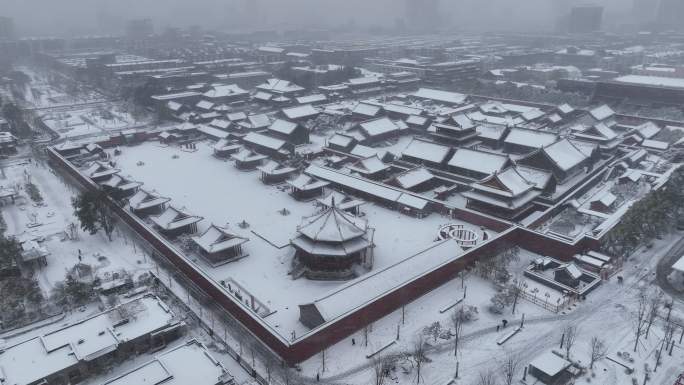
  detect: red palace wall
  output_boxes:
[47,147,607,364]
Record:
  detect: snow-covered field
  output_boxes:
[108,140,490,336]
[299,234,684,385]
[40,106,150,139]
[1,160,154,294]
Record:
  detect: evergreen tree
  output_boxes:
[72,189,116,241]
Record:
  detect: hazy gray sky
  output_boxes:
[0,0,635,37]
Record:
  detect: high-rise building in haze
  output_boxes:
[568,5,603,33]
[405,0,441,32]
[125,18,154,39]
[632,0,657,24]
[657,0,684,30]
[0,16,15,40]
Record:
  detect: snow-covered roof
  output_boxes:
[297,206,368,243]
[268,119,300,135]
[613,74,684,90]
[521,108,545,121]
[405,115,429,126]
[588,105,615,122]
[412,88,467,105]
[231,148,268,162]
[592,190,617,208]
[467,111,524,126]
[209,119,231,130]
[196,100,214,110]
[301,239,465,325]
[542,139,589,171]
[257,160,296,176]
[504,128,558,149]
[574,254,606,269]
[449,114,475,129]
[128,189,170,211]
[256,78,305,94]
[197,124,229,140]
[642,139,669,150]
[352,103,382,117]
[243,132,287,151]
[192,224,248,254]
[287,174,330,191]
[0,295,178,385]
[476,124,508,141]
[167,101,184,111]
[515,166,552,190]
[557,262,583,279]
[281,104,319,120]
[203,85,247,100]
[101,340,231,385]
[448,148,509,176]
[673,255,684,273]
[352,146,386,161]
[346,155,389,175]
[305,164,429,209]
[151,206,203,231]
[100,174,142,191]
[557,103,575,115]
[471,167,535,198]
[226,111,247,122]
[529,351,572,377]
[375,102,423,117]
[296,94,327,105]
[84,161,120,179]
[393,167,434,190]
[246,114,271,129]
[587,122,618,140]
[213,138,241,153]
[402,138,452,164]
[327,133,356,149]
[357,117,400,138]
[635,121,661,139]
[253,91,273,101]
[315,191,365,211]
[348,77,380,86]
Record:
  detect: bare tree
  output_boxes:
[510,278,525,315]
[412,334,428,384]
[450,309,464,357]
[562,324,578,359]
[500,352,520,385]
[372,356,392,385]
[589,336,608,369]
[477,369,497,385]
[633,289,649,352]
[645,288,663,339]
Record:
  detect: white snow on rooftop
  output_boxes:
[358,117,400,137]
[614,74,684,89]
[0,295,177,385]
[102,340,230,385]
[529,351,572,376]
[504,128,558,148]
[402,138,451,164]
[281,104,319,120]
[412,88,467,105]
[448,148,509,176]
[304,239,465,325]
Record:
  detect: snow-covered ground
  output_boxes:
[0,157,256,385]
[1,159,153,294]
[17,67,108,109]
[107,140,490,337]
[298,233,684,385]
[40,105,152,139]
